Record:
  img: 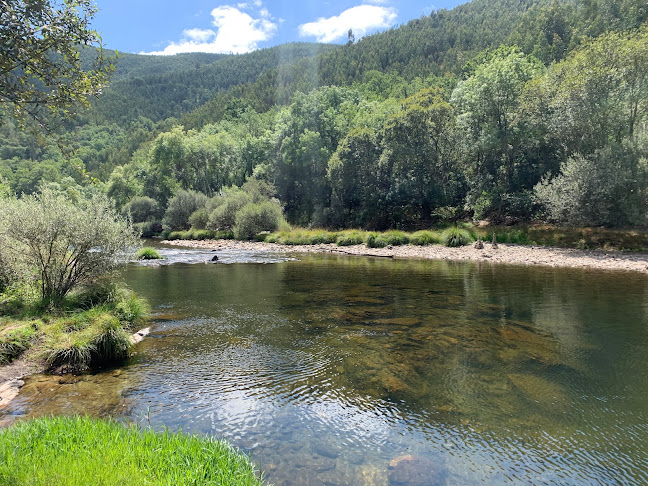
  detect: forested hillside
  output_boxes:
[1,0,646,233]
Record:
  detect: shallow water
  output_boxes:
[4,247,648,485]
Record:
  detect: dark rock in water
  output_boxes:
[388,455,446,486]
[312,442,340,459]
[211,255,219,262]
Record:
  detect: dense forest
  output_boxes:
[1,0,647,233]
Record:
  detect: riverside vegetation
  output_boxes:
[1,0,647,240]
[0,189,145,371]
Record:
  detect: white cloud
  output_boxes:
[298,5,397,43]
[143,4,277,55]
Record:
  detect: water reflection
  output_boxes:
[4,253,648,485]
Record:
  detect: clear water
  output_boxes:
[4,246,648,485]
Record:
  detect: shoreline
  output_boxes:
[162,239,648,274]
[0,328,150,416]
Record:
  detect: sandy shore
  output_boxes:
[163,239,648,274]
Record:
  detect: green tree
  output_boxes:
[0,0,112,132]
[451,47,544,219]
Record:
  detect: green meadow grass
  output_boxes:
[0,416,264,486]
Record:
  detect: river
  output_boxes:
[3,245,648,485]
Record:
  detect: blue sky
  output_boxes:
[93,0,466,55]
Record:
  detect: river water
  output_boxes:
[4,245,648,485]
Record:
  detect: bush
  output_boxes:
[122,196,160,223]
[207,189,251,231]
[0,189,138,304]
[441,227,473,247]
[135,247,162,260]
[163,190,208,231]
[0,416,264,486]
[133,221,163,238]
[233,201,283,240]
[188,207,209,229]
[535,143,648,227]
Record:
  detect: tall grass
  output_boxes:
[0,284,150,370]
[135,247,162,260]
[0,416,264,486]
[441,227,474,247]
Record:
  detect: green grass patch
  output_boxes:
[135,247,163,260]
[0,416,264,486]
[0,284,149,370]
[0,322,38,365]
[365,231,410,247]
[263,229,340,245]
[441,227,474,247]
[409,230,442,246]
[166,229,233,241]
[336,230,368,246]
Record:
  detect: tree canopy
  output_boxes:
[0,0,112,132]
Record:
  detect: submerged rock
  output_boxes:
[388,454,446,486]
[374,317,421,326]
[508,373,570,412]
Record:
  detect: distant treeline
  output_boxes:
[0,0,646,230]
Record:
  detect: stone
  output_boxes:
[374,317,421,326]
[507,373,570,412]
[388,455,446,486]
[0,379,24,409]
[129,327,150,345]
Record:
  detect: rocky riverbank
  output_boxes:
[163,239,648,274]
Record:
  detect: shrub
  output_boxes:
[122,196,160,223]
[0,189,138,305]
[135,247,162,260]
[441,227,473,247]
[535,143,648,227]
[133,221,163,238]
[0,416,264,486]
[162,190,208,231]
[188,207,209,230]
[207,189,251,231]
[233,201,283,240]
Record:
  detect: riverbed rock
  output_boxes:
[508,373,570,412]
[130,327,150,344]
[0,379,24,409]
[388,454,446,486]
[374,317,421,326]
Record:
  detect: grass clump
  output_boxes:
[135,247,162,260]
[0,416,264,486]
[441,227,474,247]
[0,284,150,371]
[409,230,441,246]
[264,229,339,245]
[0,323,38,364]
[336,230,367,246]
